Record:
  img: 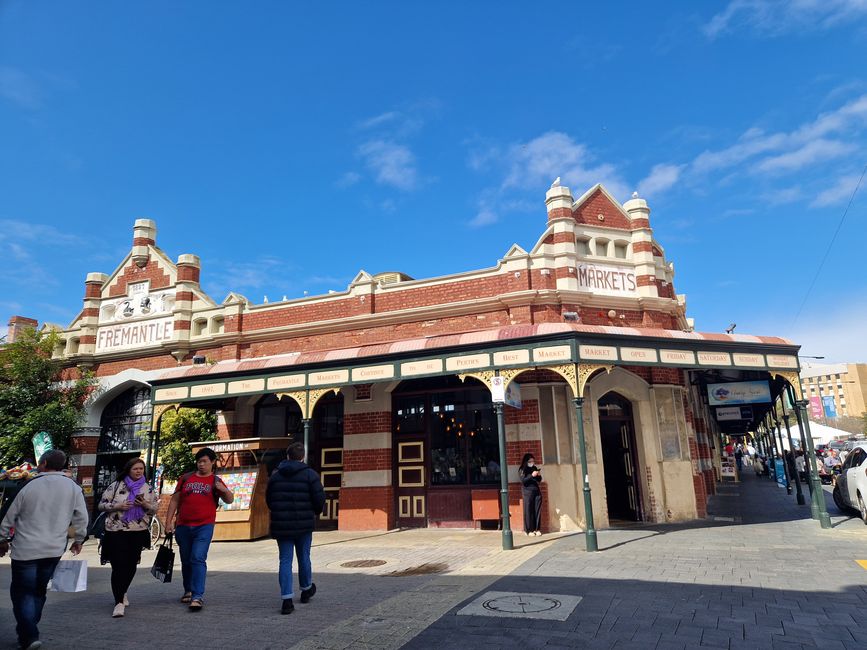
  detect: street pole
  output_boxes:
[795,399,832,529]
[573,397,598,553]
[145,430,155,484]
[789,386,813,497]
[782,413,805,505]
[493,402,514,551]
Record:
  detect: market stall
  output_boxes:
[188,437,288,541]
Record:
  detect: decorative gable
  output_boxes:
[572,186,632,230]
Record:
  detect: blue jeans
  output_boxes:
[10,557,61,645]
[277,533,313,599]
[175,524,214,601]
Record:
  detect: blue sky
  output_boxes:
[1,1,866,362]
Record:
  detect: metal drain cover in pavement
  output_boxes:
[341,559,388,568]
[457,591,582,621]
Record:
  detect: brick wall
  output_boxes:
[107,258,172,297]
[339,486,394,530]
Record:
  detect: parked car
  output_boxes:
[832,443,867,523]
[828,440,848,452]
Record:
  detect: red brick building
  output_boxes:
[13,181,802,535]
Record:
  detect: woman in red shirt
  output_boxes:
[164,448,233,611]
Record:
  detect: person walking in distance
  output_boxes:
[164,448,234,612]
[265,442,326,615]
[519,452,543,536]
[0,450,88,650]
[97,457,159,618]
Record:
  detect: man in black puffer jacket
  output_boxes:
[266,442,326,615]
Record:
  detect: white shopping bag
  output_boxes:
[48,559,88,593]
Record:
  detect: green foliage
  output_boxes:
[158,408,217,480]
[0,328,96,467]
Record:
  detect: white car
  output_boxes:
[832,443,867,523]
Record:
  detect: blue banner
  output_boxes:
[775,459,786,488]
[822,395,837,419]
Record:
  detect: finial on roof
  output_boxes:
[631,191,639,199]
[550,177,561,188]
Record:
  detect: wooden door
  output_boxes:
[395,437,427,527]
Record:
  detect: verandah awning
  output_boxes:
[149,322,800,407]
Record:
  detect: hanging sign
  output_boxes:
[716,406,753,421]
[822,396,838,419]
[491,376,505,403]
[707,381,771,406]
[809,396,823,419]
[504,380,522,409]
[32,431,53,460]
[775,459,786,488]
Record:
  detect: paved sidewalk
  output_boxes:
[406,473,867,649]
[0,526,558,649]
[1,474,865,649]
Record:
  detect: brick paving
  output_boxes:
[1,474,865,649]
[406,475,867,649]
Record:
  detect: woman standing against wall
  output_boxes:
[519,452,543,536]
[98,457,159,618]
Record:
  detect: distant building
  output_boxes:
[799,363,867,420]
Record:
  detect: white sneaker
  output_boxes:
[123,594,129,606]
[112,603,125,618]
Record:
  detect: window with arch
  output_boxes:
[98,386,153,453]
[255,394,303,439]
[593,238,610,256]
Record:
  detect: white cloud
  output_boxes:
[469,206,498,228]
[753,139,855,173]
[637,163,684,197]
[686,93,867,192]
[704,0,867,39]
[501,131,630,200]
[781,300,867,363]
[358,140,419,191]
[0,219,85,246]
[358,111,401,129]
[761,186,804,205]
[335,171,361,188]
[0,66,41,109]
[810,173,864,207]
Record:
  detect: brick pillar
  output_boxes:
[505,398,544,532]
[339,387,394,531]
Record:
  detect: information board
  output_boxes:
[217,470,258,511]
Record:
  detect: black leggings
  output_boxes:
[522,488,542,533]
[103,530,150,605]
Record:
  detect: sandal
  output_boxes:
[181,592,192,604]
[189,599,203,611]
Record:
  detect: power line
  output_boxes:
[790,163,867,329]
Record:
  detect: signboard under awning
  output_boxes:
[707,380,771,406]
[716,406,753,421]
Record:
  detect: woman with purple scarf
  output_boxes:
[98,457,159,618]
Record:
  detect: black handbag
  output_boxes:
[150,533,175,583]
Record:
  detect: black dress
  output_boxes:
[520,465,542,533]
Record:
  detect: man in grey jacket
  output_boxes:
[0,450,88,650]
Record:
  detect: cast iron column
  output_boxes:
[790,391,812,497]
[145,430,156,485]
[302,418,311,460]
[795,400,832,528]
[493,402,514,550]
[573,397,598,552]
[782,414,805,505]
[773,418,792,494]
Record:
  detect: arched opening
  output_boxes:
[392,376,497,528]
[93,385,152,514]
[598,391,642,523]
[310,392,344,528]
